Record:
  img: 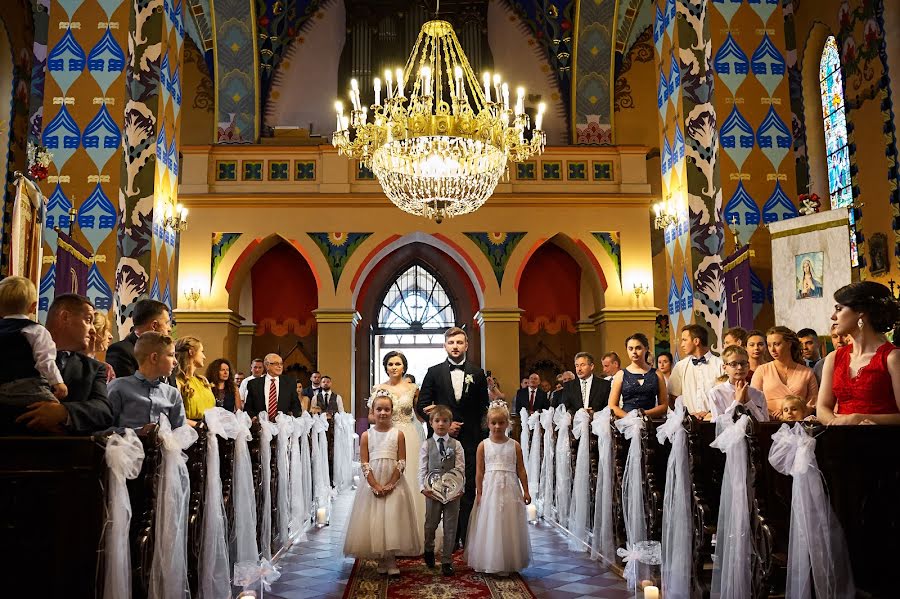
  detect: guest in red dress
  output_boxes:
[818,281,900,425]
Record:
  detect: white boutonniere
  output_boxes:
[463,373,474,395]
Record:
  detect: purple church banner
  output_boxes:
[55,230,91,297]
[723,245,753,330]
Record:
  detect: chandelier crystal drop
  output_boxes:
[331,18,546,222]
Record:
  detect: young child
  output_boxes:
[781,395,809,422]
[108,332,186,428]
[707,345,769,422]
[343,389,422,575]
[465,400,532,575]
[0,276,66,407]
[418,405,465,576]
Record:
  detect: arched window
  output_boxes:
[374,264,457,384]
[819,36,858,265]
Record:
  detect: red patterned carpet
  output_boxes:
[342,551,537,599]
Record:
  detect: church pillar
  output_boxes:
[172,309,242,363]
[575,319,602,361]
[211,0,260,143]
[591,309,657,359]
[237,323,255,374]
[475,308,522,406]
[314,308,361,414]
[115,0,184,335]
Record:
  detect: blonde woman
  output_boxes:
[86,310,116,383]
[175,336,216,424]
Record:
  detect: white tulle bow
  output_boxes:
[617,540,662,590]
[568,408,593,550]
[538,409,556,517]
[527,410,540,430]
[572,409,591,439]
[591,408,615,563]
[233,558,282,595]
[233,411,259,565]
[615,410,647,560]
[527,410,543,499]
[290,412,314,540]
[235,410,253,440]
[553,405,572,526]
[294,411,313,436]
[333,413,356,494]
[275,413,294,551]
[656,398,691,599]
[553,404,572,431]
[257,411,278,560]
[768,424,855,599]
[103,428,145,599]
[519,407,531,468]
[656,397,685,444]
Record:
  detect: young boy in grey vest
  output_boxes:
[418,405,465,576]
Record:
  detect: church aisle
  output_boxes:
[262,490,630,599]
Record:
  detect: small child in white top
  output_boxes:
[708,345,768,422]
[0,276,66,407]
[465,401,532,575]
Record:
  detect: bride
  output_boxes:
[371,350,425,552]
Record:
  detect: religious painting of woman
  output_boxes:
[795,252,824,299]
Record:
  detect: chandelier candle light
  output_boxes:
[332,11,546,222]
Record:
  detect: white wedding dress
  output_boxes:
[388,387,426,553]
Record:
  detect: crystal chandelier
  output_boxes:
[332,17,546,222]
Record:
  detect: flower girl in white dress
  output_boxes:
[343,390,423,575]
[466,401,532,575]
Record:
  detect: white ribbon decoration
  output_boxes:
[519,407,531,471]
[148,414,198,599]
[768,424,855,599]
[538,409,556,518]
[617,540,662,591]
[103,428,145,599]
[290,413,314,540]
[275,413,294,551]
[710,414,752,599]
[257,411,279,560]
[656,398,692,599]
[568,408,592,551]
[615,410,647,556]
[591,408,615,564]
[233,558,282,598]
[332,413,355,494]
[311,413,333,511]
[233,411,259,566]
[199,408,241,599]
[554,405,573,527]
[527,410,542,499]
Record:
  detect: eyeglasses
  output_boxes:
[725,360,749,368]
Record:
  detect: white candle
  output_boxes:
[396,68,404,97]
[516,86,525,115]
[493,73,501,106]
[385,69,394,98]
[316,507,327,526]
[536,102,546,131]
[526,504,538,522]
[644,586,659,599]
[501,83,509,111]
[374,77,381,106]
[483,72,491,102]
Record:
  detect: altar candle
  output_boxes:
[316,507,327,526]
[374,77,381,106]
[526,504,538,522]
[643,586,659,599]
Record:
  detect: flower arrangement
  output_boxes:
[27,142,53,182]
[798,192,821,215]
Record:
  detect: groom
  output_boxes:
[416,326,488,549]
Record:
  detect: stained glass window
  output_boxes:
[819,36,858,265]
[377,264,455,338]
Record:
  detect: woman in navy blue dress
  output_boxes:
[608,333,668,419]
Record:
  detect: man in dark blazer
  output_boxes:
[8,294,113,435]
[416,327,489,548]
[563,351,611,415]
[105,299,173,384]
[245,353,302,418]
[514,372,550,415]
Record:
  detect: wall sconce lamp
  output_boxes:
[653,196,679,230]
[183,288,200,308]
[164,203,189,232]
[633,282,649,300]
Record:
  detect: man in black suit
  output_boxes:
[245,353,302,418]
[11,294,113,434]
[416,327,489,549]
[105,299,172,382]
[563,351,611,415]
[514,372,550,415]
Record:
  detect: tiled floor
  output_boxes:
[260,490,630,599]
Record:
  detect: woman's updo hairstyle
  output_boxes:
[834,281,900,333]
[382,350,408,375]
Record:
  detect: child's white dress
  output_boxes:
[465,438,532,573]
[342,427,423,557]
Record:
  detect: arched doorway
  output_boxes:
[354,241,481,414]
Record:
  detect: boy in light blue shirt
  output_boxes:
[108,332,185,428]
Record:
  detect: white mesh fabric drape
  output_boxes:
[257,411,279,560]
[553,405,573,527]
[768,424,855,599]
[527,411,542,499]
[656,398,692,599]
[233,411,259,567]
[275,413,294,551]
[568,408,592,550]
[103,428,145,599]
[148,414,198,599]
[200,408,241,599]
[591,408,615,564]
[539,409,556,518]
[519,407,531,471]
[312,413,333,513]
[290,413,314,540]
[333,413,355,493]
[615,410,647,590]
[710,414,752,599]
